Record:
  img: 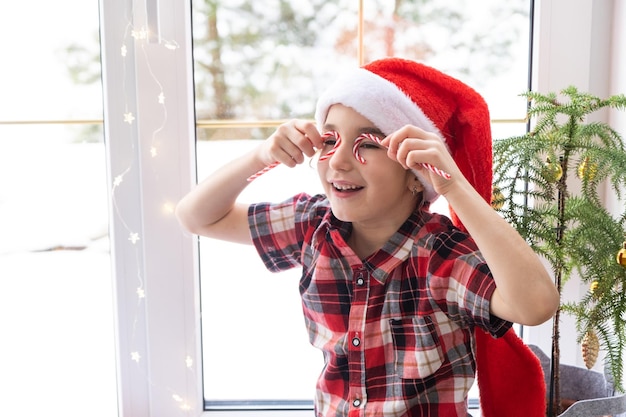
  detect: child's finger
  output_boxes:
[294,119,324,153]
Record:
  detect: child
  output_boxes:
[176,58,559,417]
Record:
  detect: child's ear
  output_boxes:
[408,175,425,196]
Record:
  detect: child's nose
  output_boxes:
[327,139,355,170]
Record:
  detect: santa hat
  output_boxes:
[316,58,546,416]
[315,58,492,220]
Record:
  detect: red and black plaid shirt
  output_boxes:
[249,193,511,417]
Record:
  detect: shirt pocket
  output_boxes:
[389,315,444,380]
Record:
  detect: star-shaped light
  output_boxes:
[136,287,145,298]
[172,394,183,402]
[185,356,193,368]
[131,351,141,362]
[121,44,128,57]
[128,232,140,244]
[158,92,165,104]
[124,112,135,124]
[131,27,148,40]
[150,147,158,157]
[113,175,124,187]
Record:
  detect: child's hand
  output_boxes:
[382,125,461,193]
[259,119,323,168]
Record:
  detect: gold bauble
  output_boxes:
[617,243,626,268]
[491,186,505,210]
[542,157,563,182]
[577,157,598,181]
[582,329,600,369]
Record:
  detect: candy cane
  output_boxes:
[356,133,451,180]
[246,161,280,182]
[248,131,451,182]
[318,131,341,162]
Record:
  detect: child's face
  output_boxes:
[318,104,418,228]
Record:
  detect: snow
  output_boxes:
[0,138,117,417]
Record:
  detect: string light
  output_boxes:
[131,26,149,40]
[162,202,175,214]
[136,287,145,299]
[128,232,140,244]
[108,11,196,415]
[113,175,124,187]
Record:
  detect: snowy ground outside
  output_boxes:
[0,138,117,417]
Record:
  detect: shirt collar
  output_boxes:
[313,205,433,284]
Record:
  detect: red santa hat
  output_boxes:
[315,58,546,416]
[315,57,493,226]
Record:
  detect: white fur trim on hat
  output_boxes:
[314,67,445,203]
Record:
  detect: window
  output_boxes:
[0,1,116,416]
[192,0,532,411]
[99,0,625,415]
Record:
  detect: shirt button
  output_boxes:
[353,398,362,407]
[352,337,361,347]
[356,277,364,286]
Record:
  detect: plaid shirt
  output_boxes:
[249,193,511,417]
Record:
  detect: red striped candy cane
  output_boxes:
[247,131,342,182]
[318,131,341,162]
[356,133,451,180]
[246,161,280,182]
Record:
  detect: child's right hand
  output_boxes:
[257,119,323,168]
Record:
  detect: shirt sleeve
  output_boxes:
[425,228,512,338]
[248,193,327,273]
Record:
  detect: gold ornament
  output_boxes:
[582,329,600,369]
[590,280,599,293]
[617,242,626,268]
[491,186,505,210]
[542,157,563,182]
[577,156,598,181]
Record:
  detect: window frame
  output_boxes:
[99,0,626,416]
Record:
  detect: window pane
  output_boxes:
[192,0,358,126]
[0,2,116,416]
[362,0,531,121]
[194,0,530,409]
[198,137,324,405]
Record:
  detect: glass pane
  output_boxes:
[194,0,531,408]
[362,0,531,121]
[192,0,358,127]
[0,4,103,121]
[0,2,116,416]
[197,135,324,405]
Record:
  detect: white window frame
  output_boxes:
[100,0,626,416]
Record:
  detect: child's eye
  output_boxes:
[358,142,382,149]
[356,134,384,150]
[321,131,339,147]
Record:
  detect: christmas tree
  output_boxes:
[492,86,626,416]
